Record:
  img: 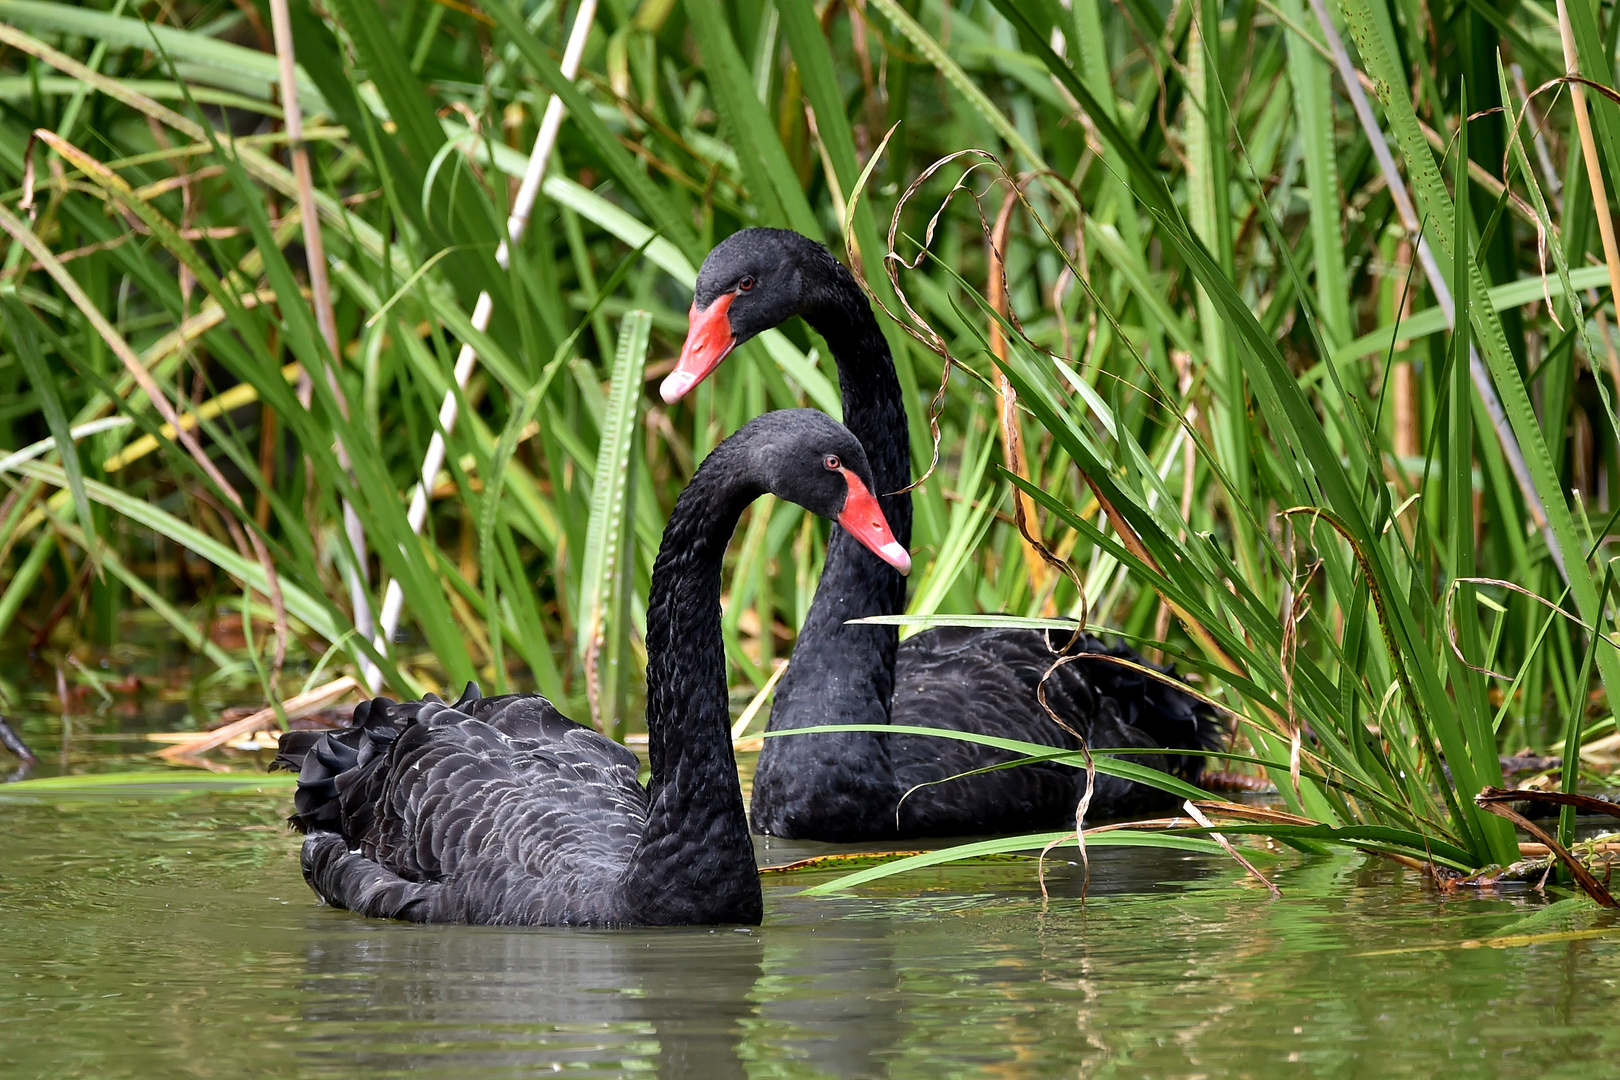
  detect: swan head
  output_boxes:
[662,229,827,404]
[738,410,911,575]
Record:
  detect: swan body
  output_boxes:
[277,410,907,925]
[281,690,718,925]
[663,229,1219,841]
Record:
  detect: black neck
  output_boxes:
[750,257,910,837]
[780,260,912,680]
[804,260,912,515]
[620,446,761,922]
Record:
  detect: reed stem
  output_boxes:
[372,0,600,673]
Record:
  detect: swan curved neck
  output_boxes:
[803,267,911,510]
[621,450,761,922]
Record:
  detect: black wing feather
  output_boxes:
[889,629,1219,832]
[278,684,651,925]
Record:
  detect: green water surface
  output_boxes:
[2,773,1619,1079]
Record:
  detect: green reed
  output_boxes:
[1,0,1618,871]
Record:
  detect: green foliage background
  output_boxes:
[3,0,1620,868]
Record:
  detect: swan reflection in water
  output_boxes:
[290,847,1216,1078]
[289,831,930,1080]
[292,902,905,1077]
[295,916,768,1078]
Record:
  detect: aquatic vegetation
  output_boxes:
[2,0,1619,882]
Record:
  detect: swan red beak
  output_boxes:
[661,293,736,404]
[837,469,911,574]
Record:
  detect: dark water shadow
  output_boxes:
[296,915,764,1079]
[753,910,900,1077]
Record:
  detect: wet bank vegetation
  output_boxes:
[2,0,1620,892]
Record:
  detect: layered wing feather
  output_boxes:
[276,686,648,926]
[889,629,1218,832]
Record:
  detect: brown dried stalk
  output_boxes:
[987,190,1055,610]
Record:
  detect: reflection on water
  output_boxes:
[3,790,1620,1079]
[297,920,763,1079]
[754,913,896,1076]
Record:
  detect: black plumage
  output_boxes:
[671,229,1221,841]
[276,410,893,926]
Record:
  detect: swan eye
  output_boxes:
[824,454,841,472]
[737,275,755,292]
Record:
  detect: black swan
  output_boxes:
[274,409,909,926]
[660,228,1219,841]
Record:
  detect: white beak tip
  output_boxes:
[660,370,697,405]
[879,542,912,575]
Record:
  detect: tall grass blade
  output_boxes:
[2,297,95,570]
[579,310,652,733]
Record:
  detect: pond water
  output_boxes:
[3,727,1620,1077]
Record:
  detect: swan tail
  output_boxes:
[281,685,486,837]
[282,696,401,834]
[271,730,325,775]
